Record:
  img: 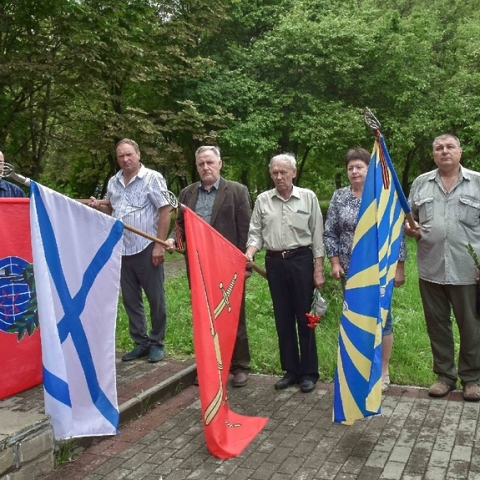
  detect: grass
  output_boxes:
[116,237,460,388]
[54,441,78,468]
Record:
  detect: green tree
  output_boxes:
[3,0,480,199]
[191,0,480,198]
[0,0,231,196]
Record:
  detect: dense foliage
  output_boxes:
[1,0,480,200]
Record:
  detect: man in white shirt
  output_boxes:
[91,139,171,363]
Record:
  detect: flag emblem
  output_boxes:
[0,257,38,340]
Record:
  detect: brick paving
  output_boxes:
[37,372,480,480]
[6,258,480,479]
[0,353,195,418]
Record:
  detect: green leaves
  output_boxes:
[467,243,480,271]
[3,0,480,198]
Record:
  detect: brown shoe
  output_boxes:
[232,371,248,388]
[463,383,480,402]
[428,380,454,398]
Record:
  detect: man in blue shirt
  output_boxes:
[0,152,25,197]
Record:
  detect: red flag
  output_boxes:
[0,198,42,399]
[184,207,268,459]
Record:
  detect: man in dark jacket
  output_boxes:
[166,146,252,387]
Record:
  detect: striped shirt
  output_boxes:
[107,165,168,255]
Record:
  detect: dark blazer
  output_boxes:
[173,177,252,252]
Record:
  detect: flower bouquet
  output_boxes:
[467,243,480,315]
[305,289,327,329]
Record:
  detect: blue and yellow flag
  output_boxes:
[333,135,410,424]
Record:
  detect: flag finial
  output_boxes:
[364,107,381,132]
[161,189,179,209]
[1,163,31,186]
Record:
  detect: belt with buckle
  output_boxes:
[266,246,311,259]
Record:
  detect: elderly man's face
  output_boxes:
[270,160,296,195]
[0,152,4,176]
[196,150,222,188]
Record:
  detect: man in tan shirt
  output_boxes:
[246,153,325,393]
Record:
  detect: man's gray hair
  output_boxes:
[195,146,221,161]
[269,153,297,170]
[432,134,461,149]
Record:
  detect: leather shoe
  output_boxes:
[299,379,315,393]
[275,376,296,390]
[463,383,480,402]
[428,380,454,398]
[122,346,150,362]
[232,371,248,388]
[148,346,164,363]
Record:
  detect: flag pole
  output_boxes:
[176,203,267,279]
[76,202,268,278]
[73,199,173,249]
[363,108,417,230]
[1,164,31,186]
[3,164,268,278]
[77,201,270,278]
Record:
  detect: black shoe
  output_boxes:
[148,346,164,363]
[299,379,315,393]
[122,346,150,362]
[275,376,296,390]
[232,371,249,388]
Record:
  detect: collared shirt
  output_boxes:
[324,186,407,272]
[0,179,25,198]
[107,164,168,256]
[195,177,220,223]
[247,185,324,258]
[409,165,480,284]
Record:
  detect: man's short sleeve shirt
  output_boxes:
[409,166,480,284]
[107,165,168,255]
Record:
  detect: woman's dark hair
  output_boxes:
[344,147,371,168]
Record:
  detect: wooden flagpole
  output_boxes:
[2,164,267,279]
[75,199,268,278]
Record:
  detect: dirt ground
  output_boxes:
[164,257,186,280]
